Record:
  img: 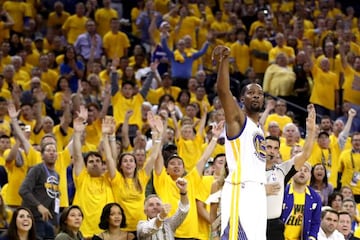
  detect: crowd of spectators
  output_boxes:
[0,0,359,239]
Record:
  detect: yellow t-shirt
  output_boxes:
[53,125,73,151]
[268,46,295,64]
[0,22,10,45]
[3,1,28,33]
[310,65,339,111]
[85,119,102,148]
[94,8,118,37]
[230,41,250,74]
[151,87,181,105]
[249,21,265,37]
[263,64,296,96]
[62,15,88,44]
[284,186,306,240]
[3,148,40,206]
[196,176,214,240]
[177,134,204,172]
[103,31,130,60]
[73,169,115,237]
[112,92,144,129]
[41,69,59,91]
[154,0,170,15]
[48,11,70,28]
[279,139,304,162]
[339,150,360,194]
[154,168,201,238]
[309,142,339,188]
[343,65,360,105]
[264,113,293,134]
[249,38,272,74]
[176,16,201,48]
[112,170,149,231]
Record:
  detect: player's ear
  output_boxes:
[240,96,244,103]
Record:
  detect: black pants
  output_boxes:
[266,218,284,240]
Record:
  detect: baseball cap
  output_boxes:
[318,131,329,138]
[162,142,177,152]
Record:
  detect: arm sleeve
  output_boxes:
[137,219,161,238]
[308,193,322,239]
[18,167,41,207]
[139,71,154,98]
[192,41,209,59]
[168,201,190,232]
[111,72,119,96]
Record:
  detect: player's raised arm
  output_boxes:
[213,46,244,138]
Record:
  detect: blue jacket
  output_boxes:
[161,37,209,79]
[281,184,321,240]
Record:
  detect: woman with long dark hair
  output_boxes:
[310,163,334,205]
[0,207,37,240]
[60,45,84,93]
[55,205,84,240]
[92,203,133,240]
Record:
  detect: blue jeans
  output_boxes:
[35,220,55,240]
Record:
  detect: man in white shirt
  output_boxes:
[318,208,345,240]
[137,178,189,240]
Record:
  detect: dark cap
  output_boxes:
[162,142,177,152]
[164,153,183,168]
[318,131,330,138]
[34,35,44,42]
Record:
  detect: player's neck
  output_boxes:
[245,112,259,124]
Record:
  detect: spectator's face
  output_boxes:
[106,206,122,228]
[86,155,103,177]
[195,87,206,100]
[166,157,185,179]
[76,4,85,15]
[121,84,133,98]
[134,149,146,167]
[342,201,355,217]
[321,211,339,236]
[42,144,58,165]
[320,118,332,131]
[313,164,326,181]
[43,119,54,133]
[16,209,33,233]
[119,154,136,177]
[111,19,120,31]
[317,134,330,149]
[65,208,83,230]
[284,126,296,140]
[337,214,352,237]
[354,58,360,71]
[39,55,49,68]
[86,21,96,34]
[275,101,287,115]
[185,105,196,118]
[352,134,360,152]
[144,197,162,218]
[293,165,310,185]
[341,188,353,200]
[0,138,10,152]
[213,156,226,175]
[331,195,343,211]
[21,105,33,120]
[177,40,185,52]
